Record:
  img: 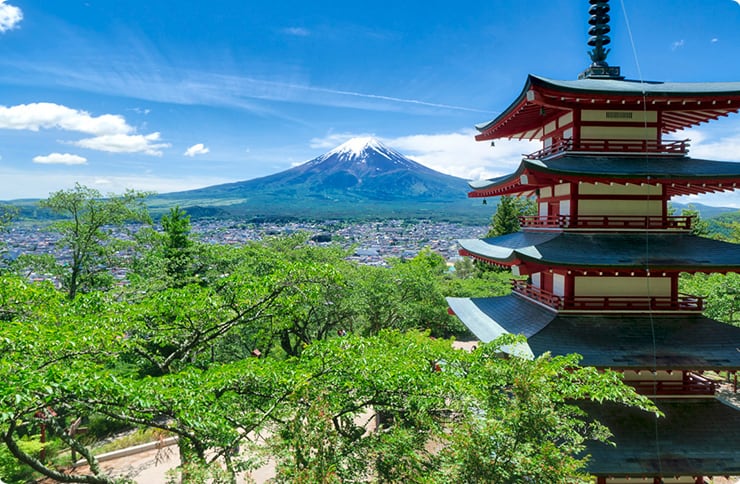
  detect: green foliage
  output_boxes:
[0,205,17,232]
[680,205,711,237]
[487,195,537,237]
[680,272,740,326]
[161,206,195,284]
[35,183,152,298]
[0,231,656,484]
[436,341,654,483]
[351,248,461,337]
[0,436,44,483]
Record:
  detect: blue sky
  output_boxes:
[1,0,740,206]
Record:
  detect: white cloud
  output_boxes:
[33,153,88,165]
[184,143,209,157]
[310,130,538,182]
[0,168,232,200]
[74,132,170,156]
[0,0,22,33]
[387,131,538,181]
[678,124,740,162]
[0,102,133,135]
[281,27,310,36]
[310,132,375,150]
[711,38,719,43]
[671,40,685,50]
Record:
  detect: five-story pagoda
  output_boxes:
[447,1,740,482]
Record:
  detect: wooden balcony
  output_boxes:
[519,215,693,231]
[526,138,689,159]
[511,280,704,312]
[627,372,717,396]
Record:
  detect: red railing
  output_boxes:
[519,215,693,230]
[526,138,689,159]
[511,280,703,312]
[627,372,716,396]
[511,279,562,308]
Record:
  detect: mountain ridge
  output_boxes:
[150,137,483,221]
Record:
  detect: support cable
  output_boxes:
[619,0,664,480]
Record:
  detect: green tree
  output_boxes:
[351,248,459,337]
[680,205,710,237]
[437,338,655,483]
[487,195,537,237]
[37,183,151,298]
[160,206,195,283]
[680,272,740,326]
[0,205,18,270]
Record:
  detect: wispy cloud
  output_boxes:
[33,153,88,165]
[0,168,232,200]
[73,132,170,156]
[0,61,493,117]
[0,0,22,33]
[184,143,209,157]
[671,39,685,50]
[281,27,310,37]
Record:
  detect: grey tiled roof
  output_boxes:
[459,232,740,270]
[580,398,740,476]
[533,75,740,96]
[449,295,740,370]
[469,156,740,191]
[529,313,740,369]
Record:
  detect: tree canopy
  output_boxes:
[0,188,657,483]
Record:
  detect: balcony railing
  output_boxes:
[526,138,689,159]
[628,372,716,396]
[511,280,703,312]
[510,279,563,308]
[518,215,693,231]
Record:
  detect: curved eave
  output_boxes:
[448,295,740,370]
[475,74,740,141]
[582,399,740,477]
[458,233,740,272]
[468,156,740,198]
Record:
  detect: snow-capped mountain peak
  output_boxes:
[317,136,395,164]
[329,137,385,159]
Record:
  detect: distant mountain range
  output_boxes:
[149,137,485,222]
[6,137,740,224]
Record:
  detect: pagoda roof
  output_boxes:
[458,232,740,272]
[447,295,740,370]
[476,74,740,140]
[468,155,740,198]
[580,398,740,477]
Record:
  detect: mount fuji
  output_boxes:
[153,137,480,221]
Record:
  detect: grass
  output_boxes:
[92,427,173,455]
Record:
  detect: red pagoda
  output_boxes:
[447,1,740,481]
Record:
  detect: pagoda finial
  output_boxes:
[587,0,611,66]
[579,0,623,79]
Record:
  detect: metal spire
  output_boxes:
[579,0,623,79]
[588,0,611,66]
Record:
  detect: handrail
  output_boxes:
[511,280,703,312]
[526,138,690,159]
[628,373,716,396]
[519,215,693,231]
